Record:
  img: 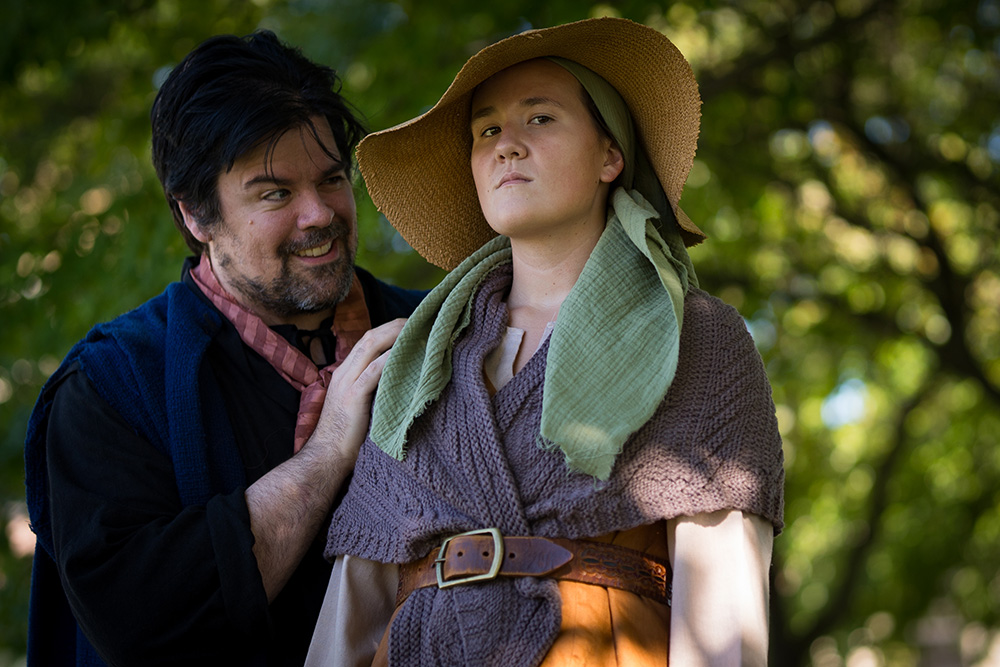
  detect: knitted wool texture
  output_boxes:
[327,266,785,666]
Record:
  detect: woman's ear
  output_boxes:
[178,201,213,245]
[601,142,625,184]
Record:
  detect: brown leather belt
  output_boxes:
[396,528,671,607]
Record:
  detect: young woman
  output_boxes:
[308,17,784,666]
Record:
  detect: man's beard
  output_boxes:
[218,224,357,320]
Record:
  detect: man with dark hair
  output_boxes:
[24,31,425,666]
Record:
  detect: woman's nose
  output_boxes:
[496,129,525,161]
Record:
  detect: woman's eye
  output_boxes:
[480,126,500,138]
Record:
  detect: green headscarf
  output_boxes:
[547,56,698,304]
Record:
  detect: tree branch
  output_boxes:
[697,0,892,101]
[773,379,937,665]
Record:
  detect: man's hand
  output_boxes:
[245,318,406,602]
[304,318,407,469]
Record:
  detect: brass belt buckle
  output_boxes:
[435,527,504,589]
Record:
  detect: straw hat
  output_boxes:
[357,16,705,270]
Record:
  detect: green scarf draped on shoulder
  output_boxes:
[370,187,693,479]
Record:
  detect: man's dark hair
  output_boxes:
[151,30,366,254]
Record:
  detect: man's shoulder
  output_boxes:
[60,280,222,400]
[88,280,220,350]
[25,284,197,483]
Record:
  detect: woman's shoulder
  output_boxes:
[681,287,754,347]
[684,285,741,317]
[669,286,773,412]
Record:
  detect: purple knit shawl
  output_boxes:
[326,265,784,666]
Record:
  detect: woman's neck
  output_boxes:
[504,225,603,374]
[506,218,605,312]
[507,251,580,316]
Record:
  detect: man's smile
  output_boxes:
[294,239,334,258]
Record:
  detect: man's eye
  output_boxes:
[262,189,290,201]
[530,115,553,126]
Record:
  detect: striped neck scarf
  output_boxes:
[190,254,371,453]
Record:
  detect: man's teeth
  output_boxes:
[296,241,333,257]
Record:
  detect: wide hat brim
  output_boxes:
[357,17,705,270]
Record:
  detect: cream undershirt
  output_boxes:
[306,325,773,666]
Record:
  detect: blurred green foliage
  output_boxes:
[1,0,998,664]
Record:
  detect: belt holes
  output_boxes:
[482,551,490,557]
[508,553,516,559]
[457,551,464,557]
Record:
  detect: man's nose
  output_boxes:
[298,189,334,229]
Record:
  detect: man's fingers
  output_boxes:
[353,347,393,395]
[333,318,405,384]
[305,324,402,457]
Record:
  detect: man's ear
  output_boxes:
[601,142,625,184]
[178,201,212,245]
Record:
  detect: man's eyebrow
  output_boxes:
[242,160,347,190]
[470,97,565,124]
[243,174,288,190]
